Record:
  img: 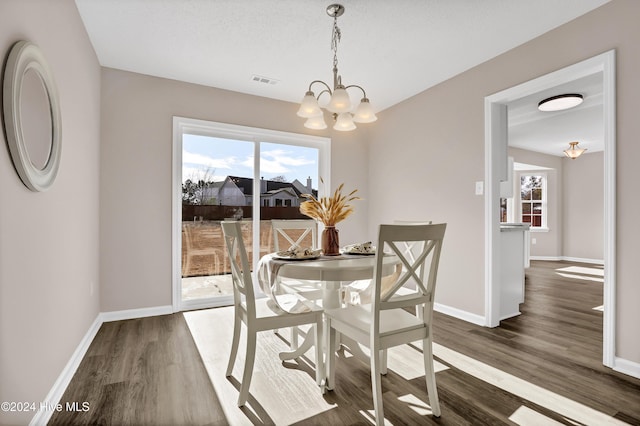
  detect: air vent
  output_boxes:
[251,75,279,85]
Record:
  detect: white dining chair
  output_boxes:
[342,220,432,307]
[221,221,324,407]
[270,219,322,349]
[271,219,318,252]
[325,223,446,425]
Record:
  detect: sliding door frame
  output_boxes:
[172,117,330,312]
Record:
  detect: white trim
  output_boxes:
[29,316,102,426]
[560,256,604,265]
[484,50,616,367]
[529,256,563,262]
[30,305,177,425]
[100,305,173,323]
[613,357,640,380]
[529,256,604,265]
[434,303,486,326]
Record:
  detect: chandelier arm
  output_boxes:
[315,89,333,101]
[308,79,333,94]
[344,84,368,99]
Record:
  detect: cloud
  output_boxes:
[239,149,316,174]
[261,149,316,167]
[182,150,235,169]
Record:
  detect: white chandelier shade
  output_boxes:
[296,91,322,118]
[304,115,328,130]
[298,4,377,132]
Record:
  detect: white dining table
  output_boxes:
[257,252,400,376]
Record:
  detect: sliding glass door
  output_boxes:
[173,118,330,311]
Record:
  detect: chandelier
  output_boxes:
[563,141,587,159]
[297,4,377,131]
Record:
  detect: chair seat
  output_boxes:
[279,278,324,301]
[240,297,321,332]
[325,304,425,338]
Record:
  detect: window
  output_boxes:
[173,117,330,311]
[520,175,546,228]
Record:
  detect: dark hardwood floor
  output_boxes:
[50,260,640,425]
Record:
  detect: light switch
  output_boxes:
[475,181,484,195]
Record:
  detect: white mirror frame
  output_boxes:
[3,40,62,192]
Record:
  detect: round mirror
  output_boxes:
[2,41,62,192]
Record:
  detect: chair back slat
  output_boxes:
[372,223,446,332]
[271,219,317,251]
[221,221,256,317]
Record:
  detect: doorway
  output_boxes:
[484,50,616,367]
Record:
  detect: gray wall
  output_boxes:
[367,0,640,362]
[507,148,604,261]
[99,68,371,312]
[0,1,101,424]
[563,152,604,260]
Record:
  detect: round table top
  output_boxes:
[270,253,399,282]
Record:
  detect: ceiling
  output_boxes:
[75,0,609,156]
[508,72,604,156]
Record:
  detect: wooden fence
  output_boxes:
[181,219,313,277]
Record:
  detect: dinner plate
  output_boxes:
[342,244,376,255]
[343,250,375,255]
[273,254,321,261]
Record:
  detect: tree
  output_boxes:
[182,167,217,205]
[271,175,288,182]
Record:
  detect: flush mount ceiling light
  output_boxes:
[538,93,584,112]
[564,141,587,159]
[297,4,377,131]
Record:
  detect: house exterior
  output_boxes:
[216,176,316,207]
[2,2,639,425]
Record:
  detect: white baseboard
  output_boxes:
[434,302,486,326]
[529,255,562,261]
[100,305,173,323]
[529,256,604,265]
[30,305,174,425]
[561,256,604,265]
[613,357,640,379]
[29,316,102,426]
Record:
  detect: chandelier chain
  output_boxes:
[331,16,341,71]
[297,4,377,131]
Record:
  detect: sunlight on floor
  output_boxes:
[593,305,604,311]
[185,306,628,425]
[433,343,629,425]
[555,266,604,283]
[398,393,434,416]
[388,344,449,380]
[556,266,604,276]
[508,405,566,425]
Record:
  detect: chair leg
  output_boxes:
[291,326,299,350]
[380,349,388,375]
[226,315,241,377]
[423,336,441,417]
[326,321,337,391]
[370,345,385,426]
[237,330,257,407]
[313,322,324,387]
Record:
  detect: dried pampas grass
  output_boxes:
[300,180,360,226]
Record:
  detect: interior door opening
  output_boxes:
[484,50,616,367]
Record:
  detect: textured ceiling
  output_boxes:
[75,0,609,156]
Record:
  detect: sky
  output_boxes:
[182,134,319,189]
